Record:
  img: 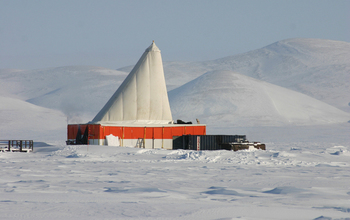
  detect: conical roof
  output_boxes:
[91,42,173,124]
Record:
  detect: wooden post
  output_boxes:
[122,127,124,147]
[152,128,154,149]
[102,126,104,146]
[162,126,164,149]
[143,127,146,148]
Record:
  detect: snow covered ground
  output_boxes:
[1,140,350,220]
[1,38,350,219]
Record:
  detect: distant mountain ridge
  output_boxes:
[120,38,350,112]
[206,38,350,112]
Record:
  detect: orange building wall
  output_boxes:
[67,124,206,143]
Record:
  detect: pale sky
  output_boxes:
[1,0,349,70]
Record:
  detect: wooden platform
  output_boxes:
[0,140,34,152]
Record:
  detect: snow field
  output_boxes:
[1,143,350,220]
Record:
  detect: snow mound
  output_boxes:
[263,186,304,195]
[169,70,350,126]
[203,187,244,196]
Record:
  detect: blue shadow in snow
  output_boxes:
[104,187,166,193]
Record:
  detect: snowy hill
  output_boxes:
[0,96,66,143]
[0,66,128,123]
[169,70,350,127]
[120,38,350,112]
[207,38,350,112]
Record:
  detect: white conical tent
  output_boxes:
[92,42,173,124]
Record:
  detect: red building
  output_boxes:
[67,124,206,149]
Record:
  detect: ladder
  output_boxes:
[136,138,145,148]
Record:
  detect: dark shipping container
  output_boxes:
[173,135,247,151]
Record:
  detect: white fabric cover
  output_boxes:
[92,42,172,124]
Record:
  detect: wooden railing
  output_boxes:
[0,140,34,152]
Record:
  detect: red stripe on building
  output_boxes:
[68,124,206,141]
